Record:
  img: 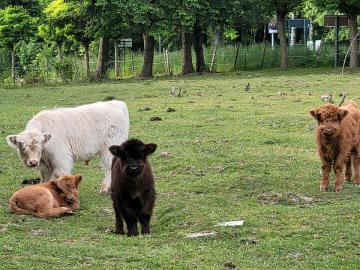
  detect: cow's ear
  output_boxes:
[6,135,18,148]
[109,145,124,158]
[42,133,52,144]
[50,178,65,192]
[310,109,320,120]
[144,143,157,156]
[74,174,82,187]
[338,109,349,120]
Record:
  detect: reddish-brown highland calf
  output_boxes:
[310,101,360,192]
[9,174,82,218]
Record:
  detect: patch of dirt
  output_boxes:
[224,262,236,269]
[166,107,176,112]
[150,116,162,121]
[0,223,10,232]
[63,239,78,245]
[257,192,321,206]
[238,238,259,245]
[30,229,50,236]
[138,107,151,112]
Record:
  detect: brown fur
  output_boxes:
[9,174,82,218]
[310,101,360,192]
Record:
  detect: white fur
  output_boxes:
[7,100,129,193]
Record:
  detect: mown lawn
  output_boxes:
[1,68,360,270]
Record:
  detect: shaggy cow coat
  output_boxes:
[109,139,157,236]
[6,100,129,193]
[9,174,82,218]
[310,101,360,192]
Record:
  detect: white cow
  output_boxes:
[6,100,129,193]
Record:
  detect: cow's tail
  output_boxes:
[8,196,33,215]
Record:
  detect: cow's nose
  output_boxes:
[29,160,38,167]
[324,128,334,134]
[66,195,75,202]
[127,166,140,174]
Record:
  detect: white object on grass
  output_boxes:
[215,220,245,227]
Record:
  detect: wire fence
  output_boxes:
[0,40,358,87]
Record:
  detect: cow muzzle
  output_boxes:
[64,195,76,203]
[322,128,335,136]
[27,160,39,167]
[126,165,141,176]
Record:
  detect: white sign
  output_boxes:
[119,38,132,48]
[269,29,277,34]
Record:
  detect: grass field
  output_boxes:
[1,68,360,269]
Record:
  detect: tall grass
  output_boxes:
[0,42,350,86]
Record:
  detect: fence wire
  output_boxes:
[0,40,359,86]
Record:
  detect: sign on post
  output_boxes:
[324,15,348,27]
[268,22,277,49]
[119,38,133,48]
[324,15,348,67]
[287,19,311,28]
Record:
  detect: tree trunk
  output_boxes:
[348,13,359,68]
[140,33,155,78]
[193,21,206,73]
[96,36,109,80]
[11,47,15,83]
[57,43,62,62]
[114,40,120,78]
[84,44,90,79]
[277,14,288,68]
[182,31,194,75]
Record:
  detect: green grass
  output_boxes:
[1,67,360,269]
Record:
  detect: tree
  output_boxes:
[170,0,197,75]
[269,0,303,68]
[0,0,41,16]
[125,0,164,78]
[0,6,36,81]
[92,0,128,80]
[312,0,360,68]
[39,0,71,61]
[64,1,96,79]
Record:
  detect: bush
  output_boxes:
[54,58,73,83]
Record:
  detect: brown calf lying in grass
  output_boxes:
[110,139,157,236]
[310,101,360,192]
[9,174,82,218]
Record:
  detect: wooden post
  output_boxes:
[114,40,120,78]
[11,47,15,84]
[334,15,339,67]
[163,49,168,74]
[131,51,134,74]
[261,43,267,69]
[210,45,217,72]
[233,43,240,69]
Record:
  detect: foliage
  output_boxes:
[38,0,71,46]
[0,6,37,50]
[311,0,360,15]
[54,58,73,83]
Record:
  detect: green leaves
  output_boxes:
[0,6,37,50]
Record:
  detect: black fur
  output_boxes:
[110,139,157,236]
